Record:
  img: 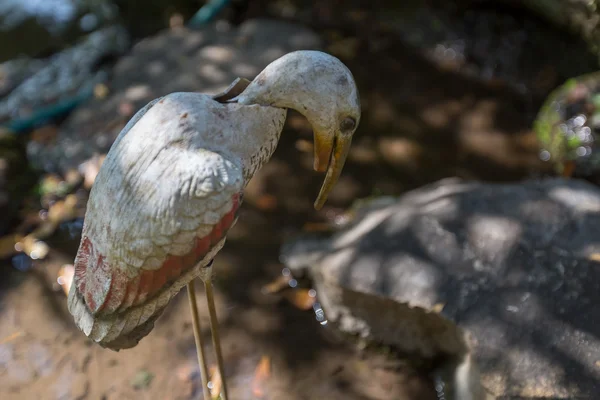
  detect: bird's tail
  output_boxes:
[67,276,169,351]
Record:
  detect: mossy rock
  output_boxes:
[534,71,600,176]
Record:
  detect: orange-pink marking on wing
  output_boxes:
[98,268,129,314]
[134,270,154,305]
[118,274,140,312]
[75,193,242,315]
[74,237,92,294]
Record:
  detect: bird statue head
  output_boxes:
[235,50,361,210]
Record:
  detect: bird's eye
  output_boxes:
[340,117,356,133]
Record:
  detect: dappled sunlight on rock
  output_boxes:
[282,178,600,398]
[465,216,522,268]
[548,185,600,212]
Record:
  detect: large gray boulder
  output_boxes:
[281,177,600,399]
[27,19,321,173]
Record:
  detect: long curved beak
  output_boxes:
[313,131,352,210]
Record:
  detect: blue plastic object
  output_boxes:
[4,86,93,133]
[187,0,232,28]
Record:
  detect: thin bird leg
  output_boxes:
[186,281,212,400]
[199,261,229,400]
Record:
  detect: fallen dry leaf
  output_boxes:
[588,253,600,262]
[209,365,222,399]
[261,274,292,295]
[282,288,317,310]
[10,195,79,261]
[64,168,83,187]
[15,235,49,260]
[0,331,24,344]
[561,160,576,178]
[431,303,445,313]
[252,355,271,398]
[47,194,78,224]
[57,264,74,296]
[302,222,335,233]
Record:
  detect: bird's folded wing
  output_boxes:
[69,140,244,349]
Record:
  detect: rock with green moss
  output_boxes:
[534,71,600,176]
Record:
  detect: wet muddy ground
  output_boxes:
[0,249,436,399]
[1,1,599,399]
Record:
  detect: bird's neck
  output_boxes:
[221,103,287,185]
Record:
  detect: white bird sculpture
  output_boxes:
[67,50,361,399]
